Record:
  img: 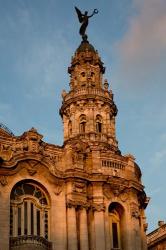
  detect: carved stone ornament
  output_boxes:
[143,223,148,232]
[103,184,112,199]
[54,182,64,195]
[0,146,13,161]
[73,182,86,194]
[103,183,128,200]
[26,160,39,176]
[92,203,106,212]
[120,190,129,202]
[130,202,140,219]
[67,199,89,209]
[0,175,8,186]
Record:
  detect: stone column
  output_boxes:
[13,205,18,237]
[34,206,37,235]
[67,204,78,250]
[51,191,67,250]
[93,204,106,250]
[131,208,142,250]
[141,213,148,250]
[0,186,10,250]
[106,112,111,135]
[79,207,89,250]
[21,203,25,235]
[104,211,111,250]
[27,201,31,235]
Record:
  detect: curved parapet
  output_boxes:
[0,123,14,137]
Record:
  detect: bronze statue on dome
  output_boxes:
[75,7,98,41]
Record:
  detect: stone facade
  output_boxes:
[147,221,166,250]
[0,39,149,250]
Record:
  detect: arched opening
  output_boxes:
[10,180,52,250]
[79,114,86,133]
[68,120,72,137]
[96,115,102,133]
[108,202,125,250]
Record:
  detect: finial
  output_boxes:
[75,7,99,41]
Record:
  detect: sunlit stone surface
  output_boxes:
[0,38,149,250]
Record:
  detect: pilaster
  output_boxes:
[79,207,89,250]
[67,203,78,250]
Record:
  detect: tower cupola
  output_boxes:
[60,39,119,153]
[68,40,105,90]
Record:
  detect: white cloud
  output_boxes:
[115,0,166,89]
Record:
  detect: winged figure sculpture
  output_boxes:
[75,7,98,41]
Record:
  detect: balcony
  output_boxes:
[10,235,52,250]
[63,87,112,102]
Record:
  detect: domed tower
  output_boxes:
[59,37,149,250]
[60,40,119,154]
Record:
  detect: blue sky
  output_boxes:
[0,0,166,232]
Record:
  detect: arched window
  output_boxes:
[79,115,86,133]
[10,181,50,241]
[109,203,124,250]
[96,115,102,133]
[68,120,72,136]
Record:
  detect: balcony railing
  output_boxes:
[10,235,52,250]
[63,87,112,102]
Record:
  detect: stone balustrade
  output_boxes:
[102,159,125,170]
[101,158,140,182]
[63,87,112,102]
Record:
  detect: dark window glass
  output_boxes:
[23,184,35,195]
[96,122,102,133]
[24,202,27,235]
[18,207,21,235]
[45,211,48,239]
[37,210,40,235]
[31,203,34,235]
[80,122,86,133]
[10,207,13,236]
[112,222,119,248]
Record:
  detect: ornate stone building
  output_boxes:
[0,36,149,250]
[147,221,166,250]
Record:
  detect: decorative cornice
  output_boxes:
[66,199,89,209]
